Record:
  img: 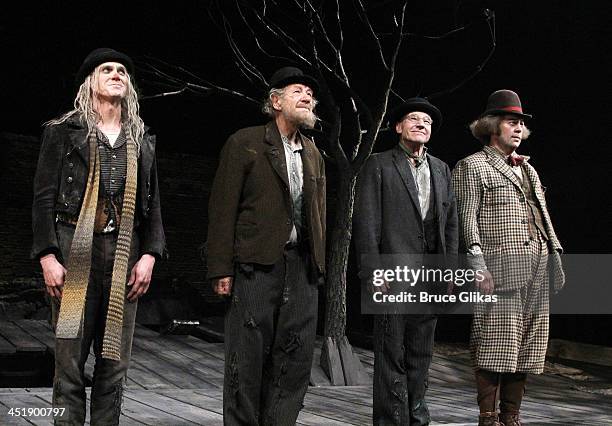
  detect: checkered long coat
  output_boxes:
[452,145,563,373]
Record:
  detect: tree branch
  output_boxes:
[221,8,268,87]
[352,0,407,170]
[353,0,387,69]
[233,0,299,72]
[243,0,314,67]
[139,59,260,106]
[426,10,496,100]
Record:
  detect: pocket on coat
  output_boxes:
[483,183,515,206]
[234,223,257,250]
[483,246,505,281]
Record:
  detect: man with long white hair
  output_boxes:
[32,48,166,425]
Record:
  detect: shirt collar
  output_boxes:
[398,143,428,168]
[398,142,427,159]
[281,133,303,153]
[485,145,530,163]
[97,127,127,149]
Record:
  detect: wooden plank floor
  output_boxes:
[1,320,611,425]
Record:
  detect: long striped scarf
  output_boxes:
[55,128,138,361]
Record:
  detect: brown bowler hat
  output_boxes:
[480,89,532,119]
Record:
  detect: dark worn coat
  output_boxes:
[31,116,166,261]
[353,145,458,424]
[206,121,326,281]
[353,145,458,262]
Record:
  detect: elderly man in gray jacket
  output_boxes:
[354,97,457,425]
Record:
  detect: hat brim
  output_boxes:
[388,102,442,132]
[75,50,135,87]
[271,75,319,95]
[481,108,533,119]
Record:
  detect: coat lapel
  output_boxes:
[428,158,446,221]
[67,118,90,166]
[264,122,290,191]
[392,146,422,220]
[483,146,523,191]
[522,163,546,209]
[300,133,316,206]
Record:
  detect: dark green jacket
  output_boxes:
[206,121,326,280]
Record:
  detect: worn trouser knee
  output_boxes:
[89,357,131,426]
[52,328,91,425]
[51,231,138,426]
[223,248,317,426]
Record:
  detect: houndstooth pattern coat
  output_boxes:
[452,145,563,373]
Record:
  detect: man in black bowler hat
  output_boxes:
[353,97,458,425]
[207,66,326,424]
[32,48,166,425]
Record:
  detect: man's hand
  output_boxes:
[212,276,233,296]
[475,269,494,295]
[40,254,66,298]
[127,254,156,302]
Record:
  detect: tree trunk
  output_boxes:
[320,171,357,377]
[324,171,357,340]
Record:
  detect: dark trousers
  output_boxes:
[223,245,318,425]
[373,314,437,426]
[51,225,139,426]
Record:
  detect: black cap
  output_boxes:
[75,48,134,86]
[268,66,319,94]
[388,97,443,132]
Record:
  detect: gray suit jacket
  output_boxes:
[353,145,458,277]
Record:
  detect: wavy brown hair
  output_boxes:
[469,115,531,144]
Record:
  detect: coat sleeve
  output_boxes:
[444,162,459,260]
[352,155,382,280]
[139,137,167,259]
[206,134,247,280]
[31,125,62,259]
[319,152,326,272]
[451,159,485,269]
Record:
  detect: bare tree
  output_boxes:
[142,0,495,384]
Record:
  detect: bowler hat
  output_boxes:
[269,66,319,94]
[480,89,532,119]
[75,48,135,86]
[388,97,442,132]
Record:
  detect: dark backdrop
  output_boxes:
[2,0,611,344]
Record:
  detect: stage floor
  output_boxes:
[0,320,610,425]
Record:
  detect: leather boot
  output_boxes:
[478,411,502,426]
[475,369,500,413]
[499,412,522,426]
[499,372,526,426]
